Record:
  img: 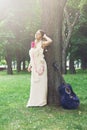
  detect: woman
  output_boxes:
[26,30,52,107]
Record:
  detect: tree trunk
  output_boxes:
[69,55,76,74]
[62,7,80,74]
[62,49,67,74]
[23,59,26,71]
[41,0,67,105]
[5,56,13,75]
[17,59,21,72]
[81,58,87,70]
[16,50,22,72]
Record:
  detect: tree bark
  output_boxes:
[81,58,87,70]
[62,49,67,74]
[16,49,22,72]
[23,59,26,71]
[41,0,67,105]
[5,56,13,75]
[62,6,80,74]
[17,59,21,72]
[5,44,13,74]
[69,54,76,74]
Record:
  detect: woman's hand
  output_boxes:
[43,34,47,39]
[42,34,53,48]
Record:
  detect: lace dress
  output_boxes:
[26,41,47,107]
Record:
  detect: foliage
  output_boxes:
[0,59,6,65]
[0,0,41,68]
[67,0,87,68]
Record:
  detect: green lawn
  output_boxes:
[0,71,87,130]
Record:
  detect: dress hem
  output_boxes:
[26,103,47,108]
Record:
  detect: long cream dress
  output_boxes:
[26,41,47,107]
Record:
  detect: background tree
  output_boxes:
[62,0,81,74]
[68,0,87,73]
[0,0,41,74]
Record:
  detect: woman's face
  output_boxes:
[35,30,42,40]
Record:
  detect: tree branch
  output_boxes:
[63,7,80,50]
[64,7,71,27]
[72,12,80,27]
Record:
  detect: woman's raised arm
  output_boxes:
[42,34,53,48]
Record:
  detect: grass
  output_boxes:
[0,70,87,130]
